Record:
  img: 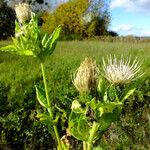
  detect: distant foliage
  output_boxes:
[54,0,89,40]
[0,0,15,39]
[41,11,57,35]
[41,0,110,40]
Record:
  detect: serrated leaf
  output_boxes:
[16,50,34,56]
[20,36,27,50]
[42,33,49,47]
[69,112,90,141]
[36,113,59,126]
[0,45,16,52]
[98,107,122,134]
[0,44,33,56]
[48,25,61,55]
[35,85,49,108]
[121,88,136,102]
[98,102,122,117]
[50,25,61,46]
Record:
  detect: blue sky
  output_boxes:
[109,0,150,36]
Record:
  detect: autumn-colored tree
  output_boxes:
[54,0,89,39]
[41,0,110,40]
[41,11,57,34]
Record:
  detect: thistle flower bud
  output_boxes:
[73,57,99,93]
[103,55,144,85]
[15,3,31,24]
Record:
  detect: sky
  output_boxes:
[109,0,150,37]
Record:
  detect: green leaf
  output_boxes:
[69,112,90,141]
[108,85,118,102]
[60,141,69,150]
[98,106,122,134]
[42,33,49,47]
[15,20,20,32]
[50,25,61,47]
[103,91,108,102]
[36,113,50,121]
[36,113,59,126]
[19,36,27,49]
[47,25,61,55]
[98,78,107,98]
[93,146,103,150]
[55,104,67,122]
[35,85,49,108]
[87,98,98,111]
[98,102,122,117]
[16,50,34,56]
[77,115,89,139]
[0,44,34,56]
[0,45,16,52]
[121,88,136,102]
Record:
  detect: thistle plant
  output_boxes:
[15,3,31,24]
[69,56,143,150]
[0,2,144,149]
[102,55,143,85]
[0,3,62,149]
[73,57,99,94]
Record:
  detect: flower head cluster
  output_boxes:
[103,55,143,85]
[15,3,31,24]
[73,57,99,93]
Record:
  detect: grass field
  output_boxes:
[0,40,150,149]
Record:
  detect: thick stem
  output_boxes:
[41,63,62,150]
[83,141,87,150]
[87,122,99,150]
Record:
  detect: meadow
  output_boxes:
[0,40,150,149]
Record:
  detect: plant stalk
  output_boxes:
[41,63,62,150]
[83,141,87,150]
[87,122,99,150]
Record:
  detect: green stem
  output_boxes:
[41,63,62,150]
[87,122,99,150]
[83,141,87,150]
[41,63,53,117]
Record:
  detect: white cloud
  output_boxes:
[110,24,150,36]
[110,0,150,15]
[114,24,134,32]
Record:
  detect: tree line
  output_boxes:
[0,0,117,40]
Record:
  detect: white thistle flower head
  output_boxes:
[15,3,31,24]
[73,57,99,93]
[102,55,144,85]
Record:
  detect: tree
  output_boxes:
[54,0,110,39]
[84,0,110,37]
[54,0,89,39]
[41,11,57,34]
[0,0,16,39]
